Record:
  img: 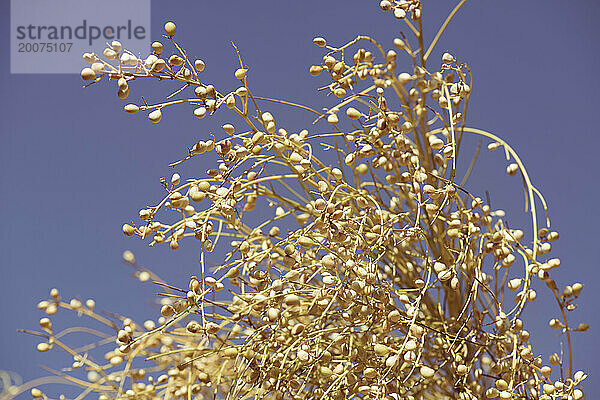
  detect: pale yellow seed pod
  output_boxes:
[542,384,555,395]
[549,318,561,329]
[394,8,406,19]
[194,59,205,72]
[226,95,236,108]
[345,153,355,165]
[506,163,519,176]
[438,96,449,109]
[309,65,323,76]
[103,48,117,60]
[151,41,163,54]
[124,104,139,113]
[442,52,455,64]
[39,318,52,329]
[164,21,176,36]
[357,163,368,174]
[334,88,346,98]
[171,173,181,186]
[420,365,435,378]
[111,40,122,52]
[346,107,362,119]
[80,67,96,81]
[31,388,43,398]
[148,109,162,123]
[331,168,343,180]
[327,114,339,124]
[499,391,512,400]
[37,342,50,352]
[508,278,521,291]
[312,37,326,47]
[168,55,184,66]
[397,72,412,85]
[194,107,207,119]
[234,68,248,79]
[122,224,135,236]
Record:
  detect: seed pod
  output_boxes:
[420,365,435,378]
[37,343,50,352]
[397,72,412,85]
[297,236,314,248]
[380,0,392,10]
[205,322,220,334]
[346,107,362,120]
[194,107,207,119]
[442,52,455,64]
[122,224,135,236]
[160,304,175,317]
[309,65,323,76]
[297,349,310,363]
[234,68,248,79]
[124,104,139,114]
[374,343,390,356]
[334,88,346,98]
[164,22,176,36]
[168,55,184,66]
[194,59,205,72]
[151,41,163,55]
[312,37,326,47]
[117,78,128,91]
[81,68,96,81]
[103,48,117,60]
[39,318,52,330]
[148,109,162,123]
[393,38,405,49]
[506,163,519,176]
[284,294,300,306]
[111,40,122,52]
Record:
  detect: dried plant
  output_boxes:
[6,2,588,400]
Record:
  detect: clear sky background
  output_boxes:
[1,0,599,397]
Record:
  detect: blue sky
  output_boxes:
[1,0,599,397]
